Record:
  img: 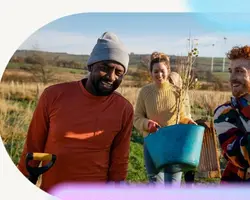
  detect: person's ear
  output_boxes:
[88,65,93,72]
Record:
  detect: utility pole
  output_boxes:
[187,31,198,53]
[211,44,215,72]
[187,30,191,53]
[222,37,227,72]
[193,39,199,49]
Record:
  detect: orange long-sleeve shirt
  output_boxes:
[17,79,134,192]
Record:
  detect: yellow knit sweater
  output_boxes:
[133,81,191,137]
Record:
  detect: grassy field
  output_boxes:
[0,81,230,183]
[213,72,230,82]
[0,59,232,185]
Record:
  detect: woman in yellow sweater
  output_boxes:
[133,52,196,186]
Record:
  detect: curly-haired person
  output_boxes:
[214,45,250,183]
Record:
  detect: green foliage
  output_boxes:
[4,133,25,165]
[2,109,29,165]
[127,128,147,182]
[127,142,147,182]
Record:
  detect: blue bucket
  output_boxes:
[144,124,205,173]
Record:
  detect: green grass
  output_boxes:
[6,62,32,69]
[5,62,86,74]
[2,108,31,165]
[191,104,210,121]
[213,72,229,82]
[49,66,86,74]
[5,63,20,69]
[127,141,147,183]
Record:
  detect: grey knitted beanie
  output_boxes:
[87,32,129,73]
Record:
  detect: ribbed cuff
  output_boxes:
[143,119,150,131]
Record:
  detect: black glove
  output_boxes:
[240,133,250,147]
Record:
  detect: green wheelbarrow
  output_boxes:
[25,152,56,184]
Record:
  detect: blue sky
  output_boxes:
[19,3,250,57]
[188,0,250,13]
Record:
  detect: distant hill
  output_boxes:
[12,49,230,72]
[13,50,89,63]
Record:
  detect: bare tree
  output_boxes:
[22,52,57,84]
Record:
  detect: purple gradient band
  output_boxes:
[49,183,250,200]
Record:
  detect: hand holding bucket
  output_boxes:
[144,124,205,173]
[148,120,161,133]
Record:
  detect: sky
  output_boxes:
[18,0,250,57]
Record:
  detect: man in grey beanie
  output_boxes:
[17,32,134,193]
[85,31,130,96]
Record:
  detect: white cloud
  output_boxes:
[192,33,250,57]
[19,30,97,54]
[19,29,250,57]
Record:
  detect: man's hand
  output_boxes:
[148,120,161,133]
[240,134,250,146]
[241,134,250,152]
[240,133,250,165]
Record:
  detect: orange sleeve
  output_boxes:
[17,88,50,177]
[108,102,134,182]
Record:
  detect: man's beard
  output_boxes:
[92,78,120,96]
[232,80,250,98]
[248,81,250,93]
